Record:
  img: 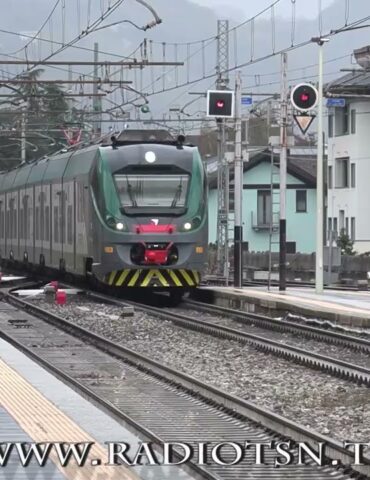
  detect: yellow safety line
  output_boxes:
[0,359,138,480]
[141,270,155,287]
[155,270,169,287]
[128,270,141,287]
[108,271,116,286]
[116,269,130,287]
[180,269,194,286]
[168,270,182,287]
[193,271,200,284]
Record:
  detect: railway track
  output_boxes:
[109,295,370,387]
[183,298,370,350]
[1,287,368,479]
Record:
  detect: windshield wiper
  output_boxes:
[171,183,183,208]
[126,176,137,207]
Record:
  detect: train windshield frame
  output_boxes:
[114,172,190,216]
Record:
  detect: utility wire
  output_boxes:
[6,0,61,56]
[108,13,370,114]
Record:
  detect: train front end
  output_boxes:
[91,136,208,297]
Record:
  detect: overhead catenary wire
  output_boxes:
[108,12,370,115]
[6,0,61,56]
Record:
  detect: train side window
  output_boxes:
[23,196,28,240]
[0,201,3,239]
[35,207,40,240]
[13,209,17,238]
[27,202,31,240]
[6,209,10,239]
[19,205,23,239]
[45,206,50,242]
[67,205,72,245]
[54,206,59,243]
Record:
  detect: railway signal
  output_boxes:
[206,90,235,118]
[290,83,318,112]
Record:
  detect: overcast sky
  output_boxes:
[0,0,369,123]
[191,0,336,20]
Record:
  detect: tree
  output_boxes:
[0,69,85,168]
[337,229,356,256]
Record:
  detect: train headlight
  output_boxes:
[183,222,192,231]
[105,215,116,228]
[116,222,124,231]
[145,151,156,163]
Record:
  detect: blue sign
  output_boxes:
[326,98,346,107]
[241,96,253,106]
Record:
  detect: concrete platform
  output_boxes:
[0,338,196,480]
[195,286,370,327]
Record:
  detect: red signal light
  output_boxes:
[216,100,225,108]
[300,93,309,102]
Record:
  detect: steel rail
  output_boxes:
[85,293,370,387]
[183,299,370,353]
[3,289,369,477]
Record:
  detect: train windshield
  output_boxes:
[114,173,190,215]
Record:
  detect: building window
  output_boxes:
[328,166,332,189]
[296,190,307,213]
[351,163,356,188]
[335,157,349,188]
[229,189,234,212]
[286,242,296,254]
[351,109,356,134]
[345,217,349,235]
[257,190,271,226]
[328,114,334,138]
[339,210,345,233]
[335,105,349,136]
[333,217,338,234]
[351,217,356,241]
[328,217,332,234]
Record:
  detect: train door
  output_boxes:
[0,193,4,258]
[5,193,11,258]
[15,190,20,261]
[63,180,74,273]
[41,183,52,266]
[34,184,42,265]
[75,179,89,275]
[8,191,18,260]
[73,179,77,271]
[25,185,34,263]
[51,181,63,269]
[19,188,25,261]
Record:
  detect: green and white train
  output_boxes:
[0,131,208,300]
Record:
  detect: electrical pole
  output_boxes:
[279,52,288,291]
[215,19,230,283]
[21,111,26,163]
[312,37,329,294]
[93,42,102,138]
[234,71,243,288]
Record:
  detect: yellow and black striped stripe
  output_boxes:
[103,269,200,288]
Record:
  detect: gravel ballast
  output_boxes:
[28,295,370,443]
[171,307,370,369]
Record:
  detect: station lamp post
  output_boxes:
[311,36,329,294]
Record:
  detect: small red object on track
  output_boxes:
[55,290,67,305]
